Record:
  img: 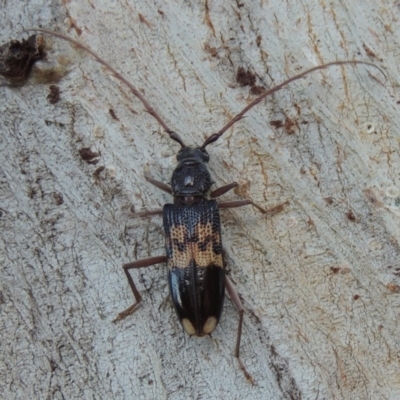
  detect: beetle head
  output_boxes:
[176,146,209,163]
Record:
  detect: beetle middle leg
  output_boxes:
[219,199,289,214]
[211,181,288,214]
[113,255,167,323]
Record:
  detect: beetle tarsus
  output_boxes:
[113,302,142,323]
[237,356,255,385]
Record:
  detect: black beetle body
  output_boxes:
[165,147,224,336]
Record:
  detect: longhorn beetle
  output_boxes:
[26,28,384,381]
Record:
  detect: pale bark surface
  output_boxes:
[1,1,400,399]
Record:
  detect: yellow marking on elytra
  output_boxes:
[167,224,191,269]
[203,316,218,334]
[192,222,223,268]
[182,318,197,335]
[167,221,223,269]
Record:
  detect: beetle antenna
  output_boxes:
[24,28,186,147]
[201,60,385,149]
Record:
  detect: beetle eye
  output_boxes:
[200,148,210,162]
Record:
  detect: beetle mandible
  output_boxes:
[26,28,383,381]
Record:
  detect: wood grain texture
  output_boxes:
[1,1,400,399]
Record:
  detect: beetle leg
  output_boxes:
[113,255,167,323]
[210,182,238,198]
[144,174,172,195]
[212,182,288,214]
[219,199,289,215]
[132,209,163,217]
[132,174,170,217]
[225,276,254,384]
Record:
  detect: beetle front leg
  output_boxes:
[113,255,167,322]
[210,182,238,198]
[133,209,163,217]
[225,276,254,384]
[144,174,172,195]
[130,174,170,217]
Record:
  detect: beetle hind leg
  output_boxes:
[225,276,254,385]
[113,255,167,323]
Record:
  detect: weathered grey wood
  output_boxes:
[1,1,400,399]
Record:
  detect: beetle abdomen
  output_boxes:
[164,200,225,336]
